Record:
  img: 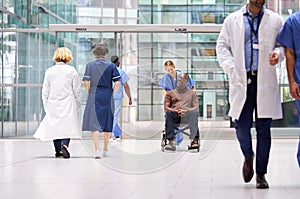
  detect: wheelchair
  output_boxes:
[161,124,200,152]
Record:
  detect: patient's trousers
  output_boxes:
[165,110,198,139]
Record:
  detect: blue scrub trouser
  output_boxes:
[53,139,70,153]
[234,75,272,174]
[112,99,122,138]
[294,99,300,125]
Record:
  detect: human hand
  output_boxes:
[177,109,187,116]
[128,97,133,105]
[269,52,279,66]
[290,81,300,100]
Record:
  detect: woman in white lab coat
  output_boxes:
[34,47,82,158]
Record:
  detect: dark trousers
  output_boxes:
[53,139,70,153]
[165,110,199,139]
[234,75,272,174]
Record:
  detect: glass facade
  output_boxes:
[0,0,299,137]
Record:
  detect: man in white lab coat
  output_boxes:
[216,0,284,189]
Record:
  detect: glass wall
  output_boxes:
[1,0,300,137]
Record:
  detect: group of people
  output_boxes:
[34,45,132,159]
[33,0,300,189]
[217,0,300,189]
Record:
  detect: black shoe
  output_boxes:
[55,151,63,158]
[164,140,176,151]
[256,174,269,189]
[190,139,200,148]
[243,155,254,183]
[61,145,70,159]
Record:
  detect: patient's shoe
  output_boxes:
[164,140,176,151]
[188,139,200,151]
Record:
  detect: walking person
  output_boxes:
[82,45,121,158]
[277,11,300,167]
[216,0,284,188]
[34,47,82,159]
[110,55,132,142]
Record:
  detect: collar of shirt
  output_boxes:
[242,5,265,17]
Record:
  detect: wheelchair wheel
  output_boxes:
[161,130,166,152]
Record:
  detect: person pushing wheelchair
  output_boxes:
[164,73,200,151]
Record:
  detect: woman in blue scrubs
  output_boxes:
[159,60,195,94]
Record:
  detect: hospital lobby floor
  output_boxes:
[1,133,300,199]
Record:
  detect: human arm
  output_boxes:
[72,71,82,108]
[286,47,300,99]
[123,82,132,105]
[82,63,91,94]
[41,71,50,109]
[216,17,235,74]
[164,91,179,114]
[269,43,285,66]
[270,16,285,66]
[83,81,90,94]
[113,81,120,93]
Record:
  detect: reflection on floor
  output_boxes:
[1,136,300,199]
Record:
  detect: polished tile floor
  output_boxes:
[1,133,300,199]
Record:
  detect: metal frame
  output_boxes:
[48,24,222,33]
[0,24,223,135]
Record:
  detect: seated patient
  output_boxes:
[164,73,199,151]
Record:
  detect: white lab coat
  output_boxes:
[34,62,82,141]
[216,6,284,120]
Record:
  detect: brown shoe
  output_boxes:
[61,145,70,159]
[256,174,269,189]
[243,155,254,183]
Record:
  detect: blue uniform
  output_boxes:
[158,70,195,91]
[277,11,300,167]
[82,58,121,132]
[277,11,300,86]
[112,68,129,137]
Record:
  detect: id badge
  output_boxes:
[253,42,259,50]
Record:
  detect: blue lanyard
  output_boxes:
[246,12,263,70]
[246,12,263,40]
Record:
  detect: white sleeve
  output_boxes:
[42,70,50,109]
[216,17,235,74]
[72,70,82,109]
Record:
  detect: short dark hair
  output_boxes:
[92,44,108,57]
[179,73,190,81]
[111,55,119,63]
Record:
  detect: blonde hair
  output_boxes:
[53,47,73,64]
[164,60,175,69]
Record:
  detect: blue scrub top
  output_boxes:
[277,11,300,85]
[158,70,195,91]
[113,67,129,99]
